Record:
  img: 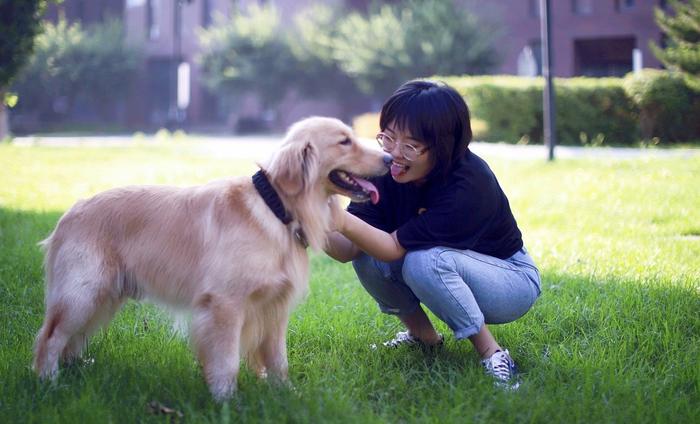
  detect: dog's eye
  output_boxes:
[339,138,352,146]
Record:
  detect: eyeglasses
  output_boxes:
[376,132,429,162]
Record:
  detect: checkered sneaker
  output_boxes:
[481,349,520,389]
[382,331,444,349]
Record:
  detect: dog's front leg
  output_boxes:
[191,293,243,402]
[256,314,290,383]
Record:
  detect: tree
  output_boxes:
[651,0,700,90]
[197,0,499,125]
[330,0,499,97]
[286,3,358,99]
[197,4,295,112]
[0,0,52,140]
[73,20,141,118]
[12,19,85,122]
[12,19,141,124]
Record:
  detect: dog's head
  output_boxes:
[265,116,390,204]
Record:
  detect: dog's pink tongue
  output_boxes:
[355,178,380,204]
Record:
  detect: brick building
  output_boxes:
[475,0,666,77]
[45,0,125,25]
[39,0,668,131]
[123,0,366,131]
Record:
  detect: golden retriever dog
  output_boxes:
[33,116,390,401]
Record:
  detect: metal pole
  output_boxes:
[169,0,183,129]
[540,0,556,161]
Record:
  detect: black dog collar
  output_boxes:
[252,170,292,224]
[252,170,308,248]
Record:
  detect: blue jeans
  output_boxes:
[352,247,541,340]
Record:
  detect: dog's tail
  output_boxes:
[37,230,56,289]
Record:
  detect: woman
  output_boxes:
[324,80,541,385]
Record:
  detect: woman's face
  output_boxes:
[382,124,435,185]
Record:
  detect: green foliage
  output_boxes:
[13,19,85,112]
[650,0,700,90]
[3,92,18,108]
[330,5,410,96]
[443,71,699,145]
[74,20,141,105]
[331,0,498,97]
[556,78,637,146]
[0,0,51,88]
[444,76,638,145]
[0,0,57,139]
[286,4,358,100]
[11,18,140,119]
[197,4,295,108]
[446,76,542,144]
[623,68,700,141]
[197,0,498,107]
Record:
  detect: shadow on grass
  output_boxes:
[1,207,698,423]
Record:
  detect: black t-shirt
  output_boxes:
[347,150,523,259]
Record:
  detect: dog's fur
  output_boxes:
[33,117,388,400]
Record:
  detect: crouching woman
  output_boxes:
[324,80,541,385]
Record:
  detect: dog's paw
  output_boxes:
[209,379,238,403]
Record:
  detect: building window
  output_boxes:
[147,0,160,40]
[202,0,212,27]
[517,43,541,76]
[529,0,540,18]
[574,36,635,76]
[615,0,636,12]
[73,0,85,22]
[572,0,592,15]
[146,58,175,126]
[529,40,543,75]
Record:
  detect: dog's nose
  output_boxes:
[382,153,393,167]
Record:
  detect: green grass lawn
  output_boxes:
[0,142,698,423]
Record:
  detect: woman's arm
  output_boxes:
[324,231,361,263]
[335,210,406,262]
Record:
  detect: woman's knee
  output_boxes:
[351,252,374,273]
[402,248,451,288]
[353,253,419,314]
[352,253,390,285]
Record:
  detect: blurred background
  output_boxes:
[2,0,699,146]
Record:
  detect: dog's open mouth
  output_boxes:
[329,170,380,204]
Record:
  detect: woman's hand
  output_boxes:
[328,196,347,233]
[323,198,360,262]
[336,212,406,262]
[325,196,405,263]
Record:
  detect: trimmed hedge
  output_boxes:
[624,69,700,142]
[440,70,700,145]
[447,76,543,144]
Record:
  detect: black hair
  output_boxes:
[379,79,472,181]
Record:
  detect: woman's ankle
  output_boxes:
[399,307,441,344]
[412,330,442,345]
[469,325,502,358]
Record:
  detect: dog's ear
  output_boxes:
[270,141,319,197]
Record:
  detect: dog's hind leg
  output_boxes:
[191,293,243,402]
[34,247,121,379]
[61,333,88,366]
[61,296,126,365]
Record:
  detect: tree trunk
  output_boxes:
[0,87,9,141]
